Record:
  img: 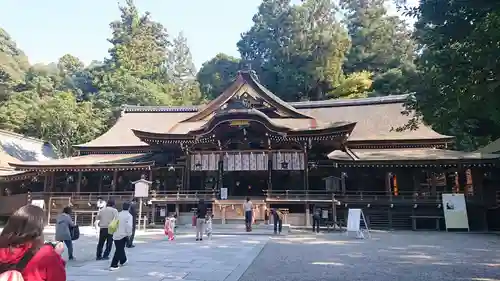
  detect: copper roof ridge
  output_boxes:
[120,94,411,113]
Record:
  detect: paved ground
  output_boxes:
[66,234,268,281]
[239,231,500,281]
[41,226,167,263]
[30,226,500,281]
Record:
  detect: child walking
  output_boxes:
[164,214,176,241]
[205,214,213,240]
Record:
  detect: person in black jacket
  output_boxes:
[126,198,137,248]
[195,199,207,241]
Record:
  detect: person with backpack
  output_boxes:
[0,205,66,281]
[110,202,133,271]
[96,199,118,260]
[55,206,75,261]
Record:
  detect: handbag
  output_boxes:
[70,225,80,241]
[108,219,119,234]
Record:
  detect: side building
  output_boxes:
[0,129,58,220]
[6,71,500,230]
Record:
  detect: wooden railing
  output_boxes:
[265,190,484,204]
[151,190,215,201]
[31,191,134,202]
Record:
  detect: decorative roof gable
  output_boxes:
[182,70,312,122]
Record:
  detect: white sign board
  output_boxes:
[31,199,45,210]
[321,210,329,219]
[220,188,228,200]
[160,208,166,217]
[134,179,151,198]
[347,208,361,232]
[442,193,469,230]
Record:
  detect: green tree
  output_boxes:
[238,0,349,101]
[57,54,84,76]
[22,92,106,157]
[166,32,202,105]
[0,91,40,132]
[340,0,415,75]
[0,28,29,82]
[197,53,241,100]
[93,0,174,109]
[370,63,417,96]
[400,1,500,150]
[329,71,372,99]
[106,0,170,81]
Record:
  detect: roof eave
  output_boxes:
[10,162,155,172]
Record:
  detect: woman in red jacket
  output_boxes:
[0,205,66,281]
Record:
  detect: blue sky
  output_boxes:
[0,0,416,69]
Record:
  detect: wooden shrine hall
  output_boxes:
[4,70,500,230]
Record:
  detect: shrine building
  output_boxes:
[2,70,500,230]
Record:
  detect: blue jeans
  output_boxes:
[63,240,74,259]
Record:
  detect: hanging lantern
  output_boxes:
[393,174,398,196]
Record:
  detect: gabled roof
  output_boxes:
[75,95,452,149]
[182,71,312,122]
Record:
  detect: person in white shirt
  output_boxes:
[243,197,253,232]
[96,199,118,260]
[110,202,133,271]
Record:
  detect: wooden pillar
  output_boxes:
[331,193,337,223]
[303,144,309,195]
[430,172,437,195]
[267,151,272,193]
[43,173,49,192]
[151,203,156,225]
[385,172,392,195]
[185,151,190,190]
[76,171,82,193]
[112,171,118,192]
[412,169,420,195]
[305,203,310,226]
[49,172,55,192]
[98,172,103,193]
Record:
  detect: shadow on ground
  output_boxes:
[238,232,500,281]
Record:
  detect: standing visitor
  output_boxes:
[96,197,106,211]
[195,199,207,241]
[243,197,253,232]
[272,208,283,235]
[126,198,137,248]
[55,207,75,261]
[0,205,66,281]
[110,202,133,271]
[96,199,118,260]
[312,207,321,233]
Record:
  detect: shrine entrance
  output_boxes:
[222,171,268,198]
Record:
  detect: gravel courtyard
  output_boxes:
[238,231,500,281]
